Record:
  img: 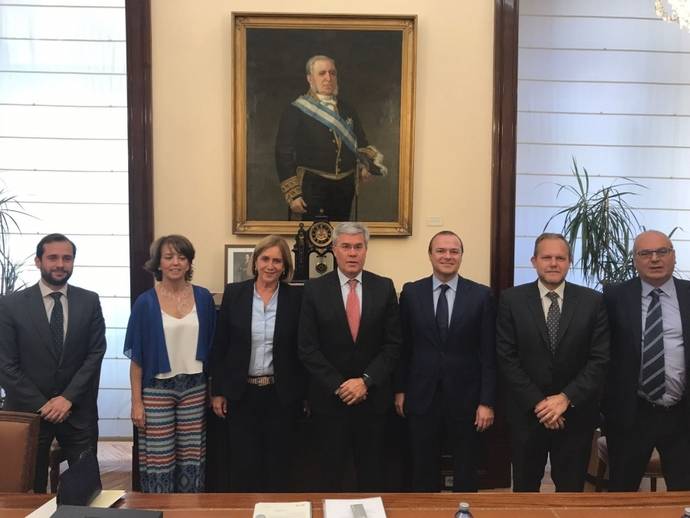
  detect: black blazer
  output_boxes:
[298,270,401,416]
[0,283,106,429]
[603,277,690,432]
[396,275,496,417]
[209,279,305,407]
[496,281,609,428]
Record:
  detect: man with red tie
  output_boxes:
[298,222,401,491]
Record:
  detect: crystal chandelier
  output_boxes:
[655,0,690,31]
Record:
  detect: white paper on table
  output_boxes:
[253,500,312,518]
[25,498,56,518]
[322,496,387,518]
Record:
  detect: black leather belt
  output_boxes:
[637,396,681,411]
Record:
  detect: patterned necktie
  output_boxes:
[641,288,665,401]
[436,284,450,343]
[346,279,360,341]
[49,292,64,359]
[546,291,560,354]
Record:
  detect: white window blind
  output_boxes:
[0,0,131,437]
[515,0,690,286]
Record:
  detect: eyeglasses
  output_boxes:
[336,243,366,252]
[635,247,673,258]
[433,248,463,256]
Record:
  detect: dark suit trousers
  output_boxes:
[607,398,690,491]
[510,415,592,492]
[301,172,355,221]
[407,384,479,492]
[227,384,298,492]
[34,419,98,493]
[313,411,386,492]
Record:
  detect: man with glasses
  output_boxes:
[603,230,690,490]
[298,222,401,491]
[394,230,496,491]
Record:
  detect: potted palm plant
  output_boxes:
[0,186,28,296]
[544,159,643,289]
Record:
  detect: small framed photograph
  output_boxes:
[224,244,255,285]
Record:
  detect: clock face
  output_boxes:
[308,221,333,249]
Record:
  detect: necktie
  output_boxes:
[546,291,560,354]
[641,288,665,401]
[49,292,64,359]
[346,279,360,341]
[436,284,450,343]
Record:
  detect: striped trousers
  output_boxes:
[139,373,206,493]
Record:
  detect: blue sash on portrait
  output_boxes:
[291,95,358,154]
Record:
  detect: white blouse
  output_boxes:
[155,306,204,379]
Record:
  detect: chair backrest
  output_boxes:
[0,410,40,492]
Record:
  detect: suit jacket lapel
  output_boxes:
[526,281,550,349]
[673,278,690,372]
[555,282,579,347]
[273,282,288,353]
[446,276,468,346]
[628,278,643,367]
[358,271,375,345]
[239,280,254,355]
[26,283,58,361]
[329,271,353,343]
[419,276,442,346]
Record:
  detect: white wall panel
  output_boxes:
[521,0,655,17]
[0,170,127,203]
[0,72,126,105]
[517,174,690,210]
[515,206,690,241]
[519,48,690,83]
[0,40,126,73]
[2,234,130,266]
[518,81,690,115]
[98,418,132,438]
[9,202,128,234]
[97,388,130,420]
[0,106,126,139]
[0,138,128,170]
[520,16,690,51]
[518,112,690,147]
[100,358,130,389]
[516,143,690,178]
[1,5,125,40]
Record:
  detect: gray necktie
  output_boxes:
[641,288,665,401]
[546,291,560,354]
[49,292,64,359]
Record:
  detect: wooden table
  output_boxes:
[3,491,690,517]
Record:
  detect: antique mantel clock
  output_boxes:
[292,216,335,282]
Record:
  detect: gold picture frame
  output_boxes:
[232,12,416,236]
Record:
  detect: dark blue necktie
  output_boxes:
[436,284,450,343]
[641,288,665,401]
[49,292,64,359]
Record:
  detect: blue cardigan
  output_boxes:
[123,285,216,388]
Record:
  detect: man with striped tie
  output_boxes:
[604,230,690,491]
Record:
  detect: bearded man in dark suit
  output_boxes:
[298,222,400,491]
[496,232,609,492]
[0,233,106,492]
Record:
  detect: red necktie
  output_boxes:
[346,278,360,341]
